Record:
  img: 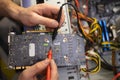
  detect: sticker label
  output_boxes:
[29,43,35,57]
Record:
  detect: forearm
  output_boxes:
[0,0,23,20]
[0,1,63,27]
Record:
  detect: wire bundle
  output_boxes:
[101,41,120,50]
[81,50,101,73]
[72,10,102,43]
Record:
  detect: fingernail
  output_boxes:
[51,21,58,28]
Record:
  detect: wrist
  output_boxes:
[0,0,24,21]
[7,1,24,21]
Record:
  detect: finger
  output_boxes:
[39,3,65,27]
[46,27,54,32]
[33,13,59,28]
[22,59,50,78]
[47,9,65,27]
[40,3,60,16]
[51,59,59,80]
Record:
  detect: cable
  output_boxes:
[87,50,101,73]
[101,41,120,50]
[72,10,102,43]
[52,3,84,41]
[74,0,80,10]
[81,57,99,73]
[72,11,94,42]
[81,50,101,73]
[94,48,120,69]
[89,18,102,43]
[101,41,113,45]
[52,3,63,41]
[112,73,120,80]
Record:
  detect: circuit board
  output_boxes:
[8,33,86,69]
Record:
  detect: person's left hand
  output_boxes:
[17,3,64,28]
[18,59,58,80]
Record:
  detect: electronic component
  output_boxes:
[8,32,51,68]
[8,33,86,68]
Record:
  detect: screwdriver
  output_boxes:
[47,47,52,80]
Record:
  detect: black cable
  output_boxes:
[101,61,113,70]
[52,5,62,41]
[52,3,85,41]
[85,58,99,72]
[94,49,120,69]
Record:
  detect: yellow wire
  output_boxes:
[90,57,100,73]
[81,52,101,74]
[103,46,119,50]
[89,18,102,42]
[87,51,101,73]
[91,18,97,28]
[81,57,99,73]
[72,11,102,43]
[102,41,114,45]
[78,20,94,42]
[90,24,101,34]
[89,56,100,73]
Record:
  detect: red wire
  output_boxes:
[112,73,120,80]
[75,0,80,9]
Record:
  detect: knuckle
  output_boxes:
[34,62,45,70]
[34,63,41,69]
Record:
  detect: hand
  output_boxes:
[0,1,65,28]
[17,3,64,28]
[18,59,58,80]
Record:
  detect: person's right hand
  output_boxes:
[18,59,59,80]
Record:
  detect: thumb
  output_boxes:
[22,59,50,77]
[51,59,59,80]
